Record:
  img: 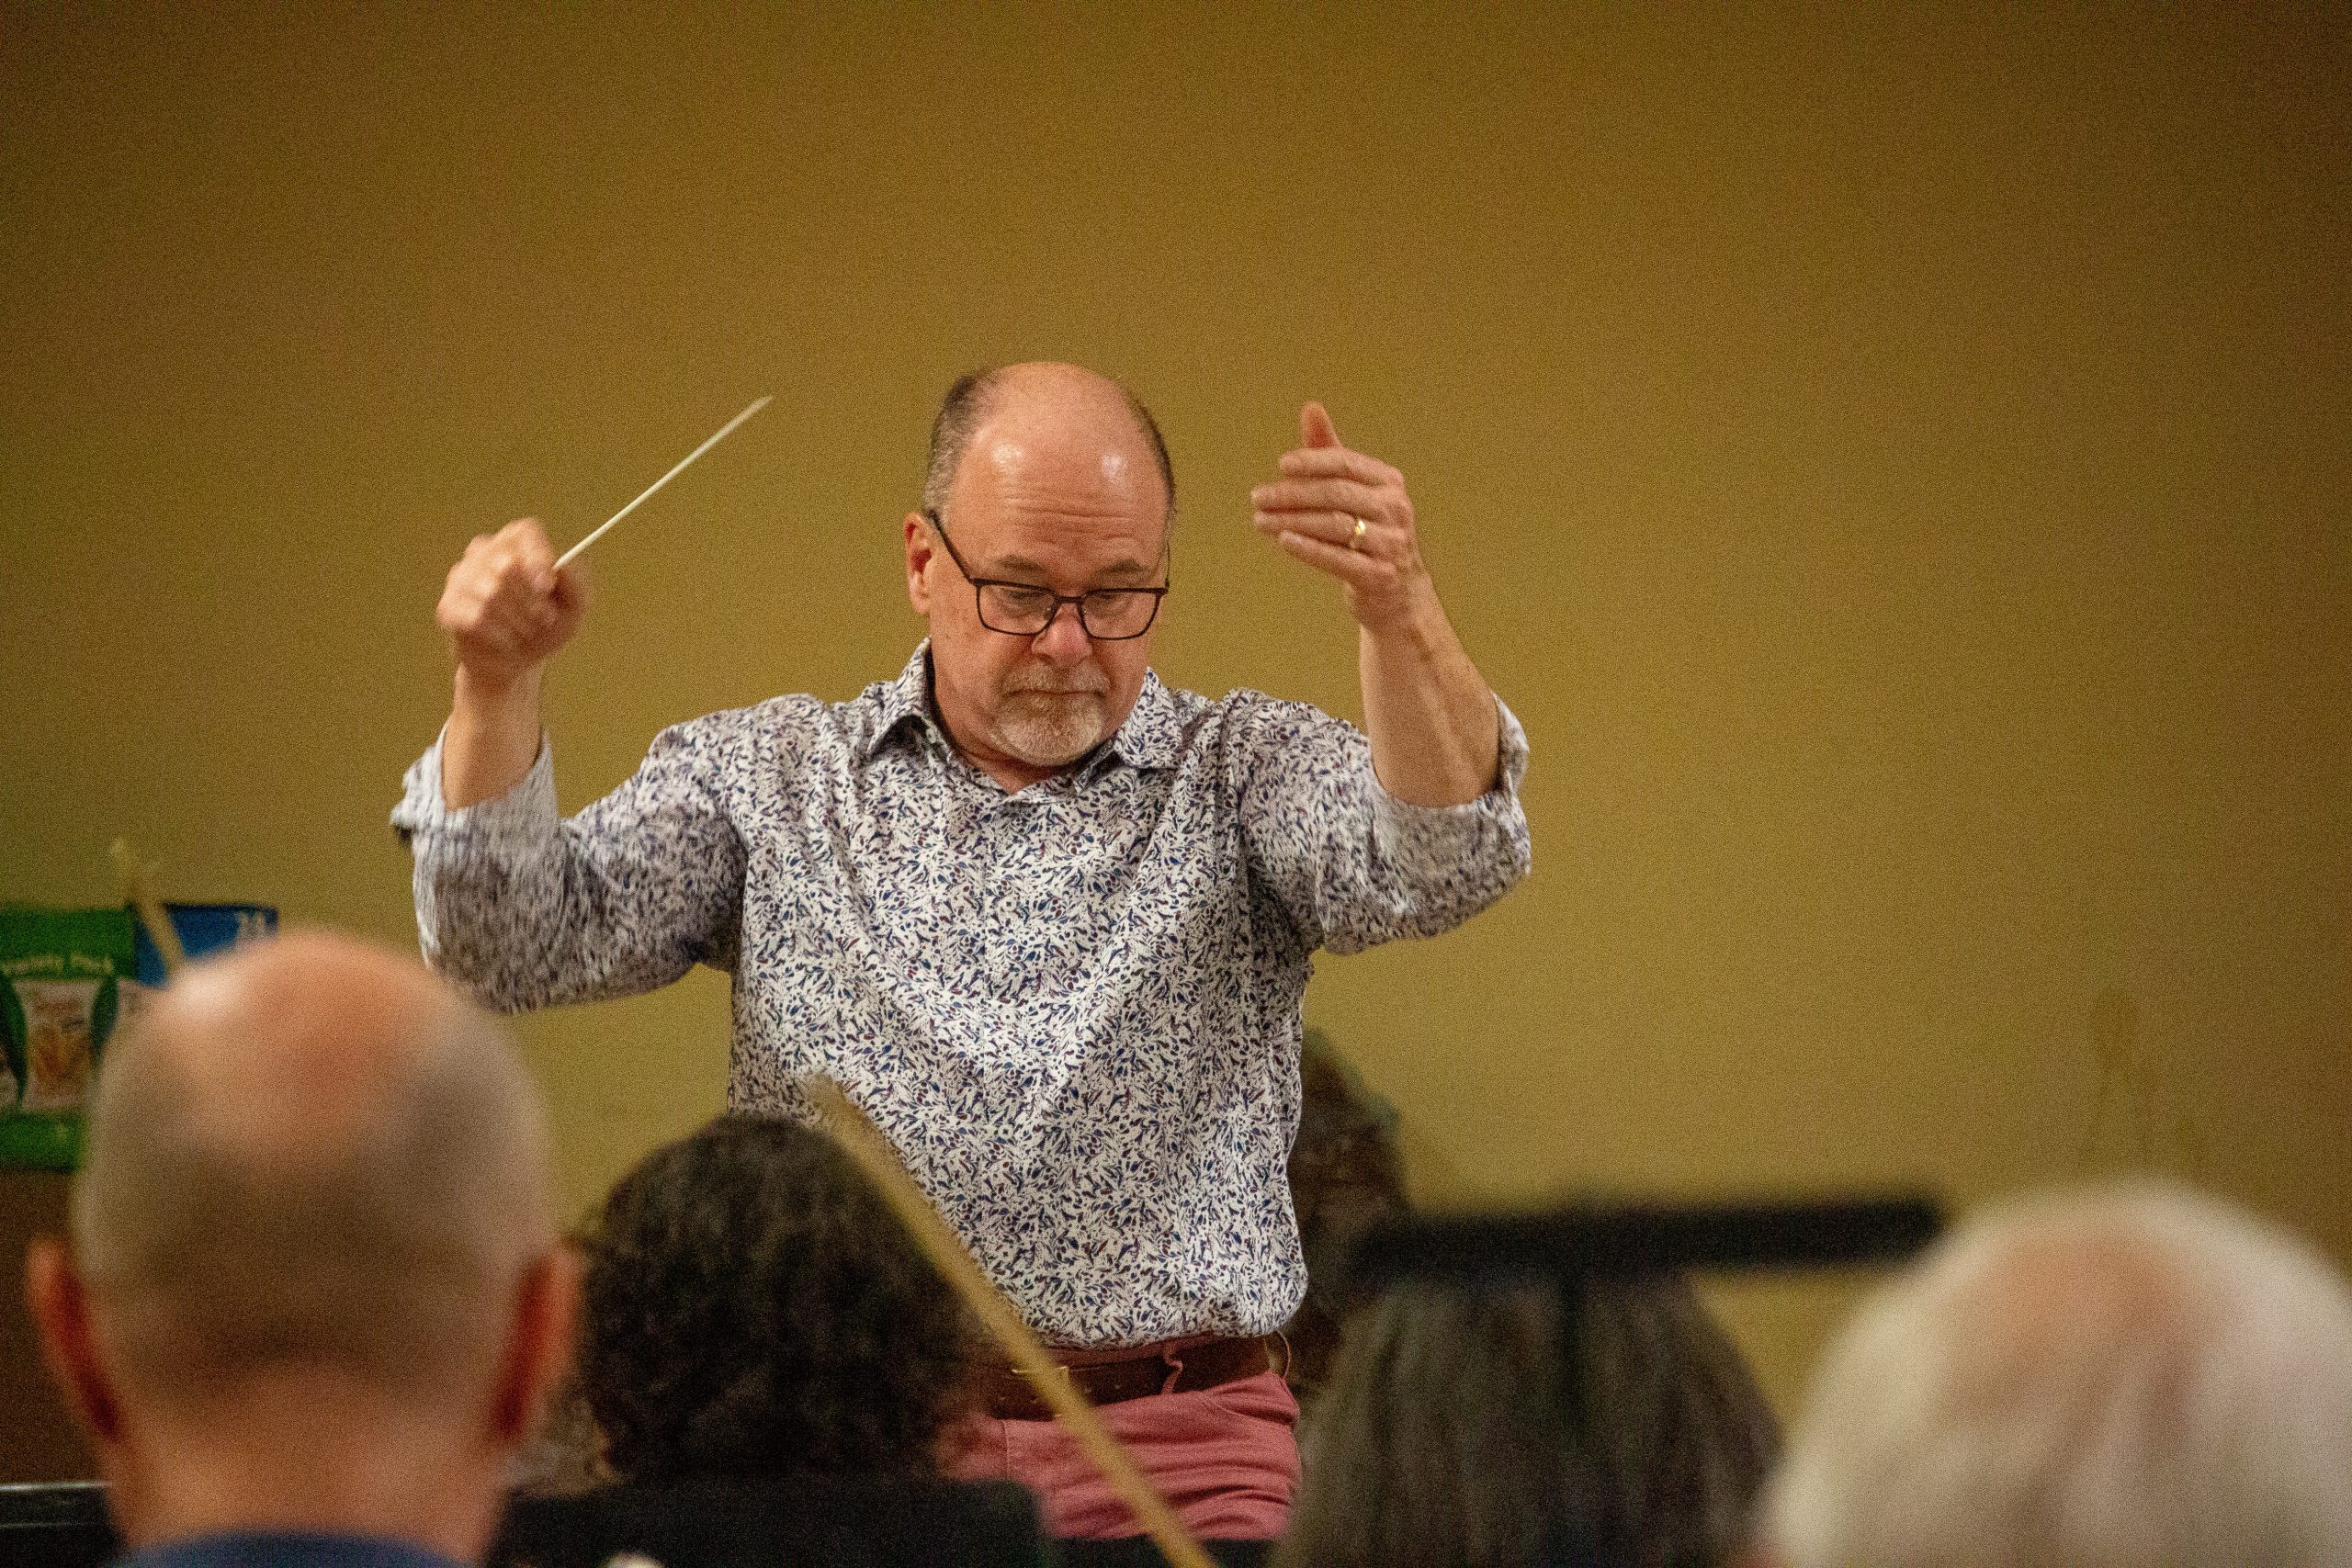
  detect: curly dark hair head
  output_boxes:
[577,1113,978,1483]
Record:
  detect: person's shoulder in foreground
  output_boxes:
[26,929,575,1568]
[1762,1178,2352,1567]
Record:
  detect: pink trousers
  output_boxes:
[947,1369,1302,1540]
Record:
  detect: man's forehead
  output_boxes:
[974,523,1164,584]
[950,435,1164,560]
[969,432,1148,489]
[962,426,1158,504]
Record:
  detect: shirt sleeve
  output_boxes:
[390,712,751,1011]
[1230,693,1532,955]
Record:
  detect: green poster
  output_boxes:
[0,907,136,1169]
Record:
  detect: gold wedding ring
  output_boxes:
[1349,516,1368,551]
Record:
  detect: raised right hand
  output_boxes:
[436,519,590,687]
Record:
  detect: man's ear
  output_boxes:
[25,1239,126,1447]
[904,512,935,615]
[489,1245,580,1449]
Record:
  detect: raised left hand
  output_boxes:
[1250,401,1434,634]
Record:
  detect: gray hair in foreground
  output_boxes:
[71,941,555,1411]
[1765,1179,2352,1567]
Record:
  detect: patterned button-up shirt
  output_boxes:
[394,644,1530,1347]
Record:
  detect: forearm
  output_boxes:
[441,668,545,810]
[398,715,748,1011]
[1234,689,1530,956]
[1360,584,1501,807]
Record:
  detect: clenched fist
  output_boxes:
[436,519,590,687]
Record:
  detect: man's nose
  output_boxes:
[1030,602,1093,662]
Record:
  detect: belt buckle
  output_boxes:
[1015,1360,1077,1409]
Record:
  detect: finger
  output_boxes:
[441,584,496,635]
[481,598,548,649]
[473,521,548,597]
[435,587,484,637]
[1275,526,1391,588]
[1250,477,1391,520]
[506,526,559,595]
[1276,446,1400,486]
[1299,401,1341,449]
[451,612,521,663]
[500,517,552,555]
[476,563,541,618]
[1252,509,1373,553]
[482,539,556,601]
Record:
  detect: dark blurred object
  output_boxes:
[0,1479,1051,1568]
[1279,1030,1413,1405]
[1345,1194,1943,1294]
[491,1477,1046,1568]
[0,1483,107,1568]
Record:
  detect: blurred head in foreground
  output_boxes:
[27,930,571,1562]
[576,1112,976,1483]
[1765,1180,2352,1567]
[1280,1273,1780,1568]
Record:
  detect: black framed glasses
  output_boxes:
[924,509,1169,640]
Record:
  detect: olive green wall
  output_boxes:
[4,5,2346,1478]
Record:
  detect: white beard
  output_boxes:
[993,688,1111,767]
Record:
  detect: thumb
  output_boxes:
[1299,400,1341,449]
[553,558,592,612]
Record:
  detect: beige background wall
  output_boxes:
[4,5,2345,1480]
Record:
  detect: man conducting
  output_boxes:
[392,363,1531,1537]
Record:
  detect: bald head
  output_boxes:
[922,363,1174,526]
[73,931,555,1412]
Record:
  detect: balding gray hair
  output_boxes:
[920,367,1177,526]
[1766,1181,2352,1567]
[71,958,555,1412]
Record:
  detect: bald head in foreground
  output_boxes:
[1764,1181,2352,1567]
[27,931,575,1568]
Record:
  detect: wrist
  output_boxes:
[1354,575,1449,646]
[454,663,544,717]
[443,666,545,810]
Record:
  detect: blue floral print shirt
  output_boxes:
[395,644,1530,1347]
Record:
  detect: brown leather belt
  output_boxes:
[979,1333,1289,1422]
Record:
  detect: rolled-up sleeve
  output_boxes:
[390,716,748,1011]
[1234,694,1532,954]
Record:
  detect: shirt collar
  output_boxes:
[860,641,942,761]
[1096,667,1182,774]
[861,642,1182,775]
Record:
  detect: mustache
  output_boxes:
[1002,665,1110,697]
